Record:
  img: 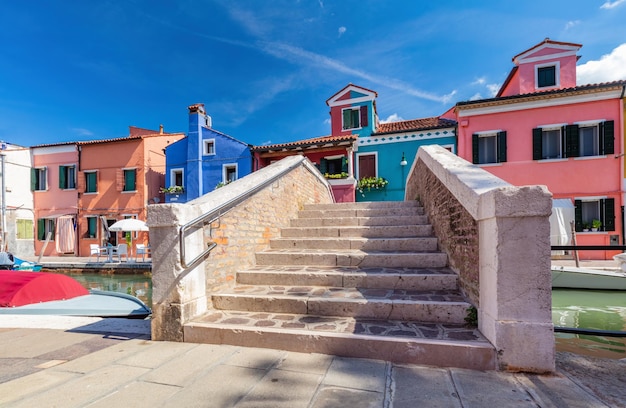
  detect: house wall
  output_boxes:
[32,145,79,256]
[2,145,34,256]
[457,96,624,259]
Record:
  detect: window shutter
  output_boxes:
[320,158,328,174]
[497,131,507,163]
[532,128,543,160]
[472,134,479,164]
[574,200,582,232]
[37,218,45,240]
[116,169,124,192]
[360,106,368,127]
[341,156,349,173]
[342,109,351,130]
[602,198,615,231]
[565,125,579,158]
[30,168,36,191]
[59,166,66,189]
[601,120,614,155]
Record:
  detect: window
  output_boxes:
[342,106,368,130]
[533,121,614,160]
[31,167,47,191]
[537,65,556,88]
[574,198,615,232]
[85,171,97,193]
[59,165,76,189]
[204,139,215,155]
[16,219,33,240]
[171,169,184,187]
[320,156,348,176]
[86,216,97,238]
[357,153,376,179]
[223,164,237,183]
[37,218,55,241]
[123,169,136,192]
[472,132,507,164]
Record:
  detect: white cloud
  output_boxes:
[577,43,626,85]
[380,113,404,123]
[565,20,580,30]
[338,26,346,37]
[471,77,486,86]
[486,84,500,97]
[601,0,626,9]
[469,93,483,101]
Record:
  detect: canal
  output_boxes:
[58,272,626,360]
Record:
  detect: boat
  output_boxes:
[0,270,151,319]
[551,265,626,290]
[12,256,42,271]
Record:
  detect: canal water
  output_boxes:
[58,272,626,360]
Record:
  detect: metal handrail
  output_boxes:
[551,245,626,250]
[179,157,318,269]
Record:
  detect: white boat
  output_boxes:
[0,270,151,319]
[551,265,626,290]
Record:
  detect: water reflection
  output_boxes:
[552,289,626,359]
[56,271,153,309]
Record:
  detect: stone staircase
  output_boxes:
[185,201,496,370]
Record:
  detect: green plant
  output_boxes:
[215,180,232,189]
[582,222,590,230]
[324,172,349,179]
[159,185,184,194]
[357,176,388,193]
[592,219,602,229]
[465,306,478,326]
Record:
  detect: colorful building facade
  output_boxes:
[163,104,253,203]
[455,39,626,260]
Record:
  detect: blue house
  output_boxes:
[326,84,457,201]
[163,104,252,203]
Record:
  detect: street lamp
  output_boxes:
[400,152,407,166]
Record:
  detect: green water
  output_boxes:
[552,289,626,359]
[55,273,626,359]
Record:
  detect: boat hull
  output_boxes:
[551,266,626,290]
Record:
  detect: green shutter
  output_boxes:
[320,158,328,174]
[602,198,615,231]
[574,200,582,232]
[565,125,579,158]
[601,120,614,155]
[31,168,37,191]
[341,156,349,173]
[125,169,136,191]
[37,218,45,240]
[472,134,479,164]
[497,131,507,163]
[59,166,66,189]
[532,128,543,160]
[342,109,351,130]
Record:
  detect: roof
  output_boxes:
[456,80,626,110]
[30,129,184,148]
[251,134,357,152]
[374,117,457,135]
[326,84,378,106]
[512,38,582,64]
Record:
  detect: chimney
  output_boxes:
[159,124,164,134]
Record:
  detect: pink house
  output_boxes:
[455,39,626,260]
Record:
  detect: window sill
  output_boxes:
[573,155,607,161]
[537,158,568,163]
[477,163,503,167]
[578,231,608,234]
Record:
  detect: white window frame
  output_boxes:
[84,170,98,194]
[60,164,76,190]
[537,123,567,161]
[170,168,184,188]
[33,166,48,191]
[122,167,137,192]
[203,139,216,156]
[355,152,378,180]
[342,107,361,130]
[535,62,560,90]
[222,163,238,183]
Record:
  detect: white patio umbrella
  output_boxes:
[108,219,149,258]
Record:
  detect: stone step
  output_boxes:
[269,237,438,251]
[237,266,459,291]
[255,249,448,268]
[212,286,470,324]
[290,215,429,227]
[184,311,497,370]
[280,224,433,238]
[304,201,421,211]
[297,206,425,219]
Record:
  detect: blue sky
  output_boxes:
[1,1,625,147]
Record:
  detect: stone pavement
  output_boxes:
[1,316,624,407]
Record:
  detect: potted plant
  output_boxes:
[592,219,602,232]
[159,185,185,195]
[357,176,388,193]
[582,222,590,232]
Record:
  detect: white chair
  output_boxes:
[89,244,107,261]
[111,244,128,262]
[136,244,151,262]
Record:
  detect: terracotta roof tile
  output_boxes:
[251,134,357,152]
[374,117,457,135]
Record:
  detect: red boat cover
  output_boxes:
[0,271,89,307]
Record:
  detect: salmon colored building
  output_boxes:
[31,127,184,257]
[455,39,626,260]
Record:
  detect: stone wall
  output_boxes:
[148,156,334,342]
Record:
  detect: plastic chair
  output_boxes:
[89,244,107,261]
[111,244,128,262]
[136,244,151,262]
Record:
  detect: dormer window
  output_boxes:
[342,106,368,130]
[536,63,559,89]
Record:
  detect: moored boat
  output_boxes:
[551,265,626,290]
[0,270,151,318]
